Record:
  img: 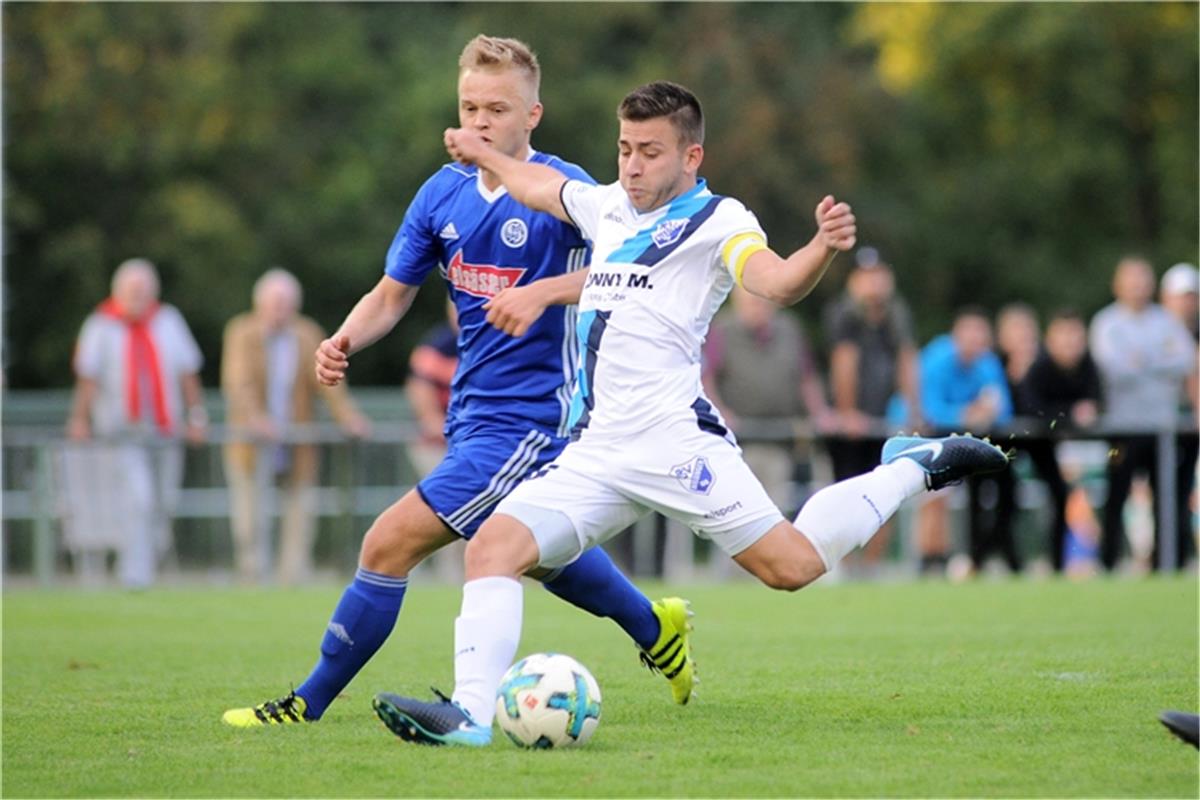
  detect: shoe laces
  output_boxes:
[639,643,701,700]
[638,650,662,674]
[254,687,303,722]
[430,686,481,726]
[260,690,296,713]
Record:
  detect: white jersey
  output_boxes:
[560,178,768,439]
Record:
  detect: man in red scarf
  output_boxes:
[66,258,207,587]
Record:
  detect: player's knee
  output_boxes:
[759,567,804,592]
[465,517,534,580]
[735,524,825,591]
[757,558,821,592]
[358,520,405,574]
[464,530,508,578]
[359,510,427,575]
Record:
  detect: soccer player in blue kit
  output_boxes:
[373,81,1011,746]
[222,37,694,727]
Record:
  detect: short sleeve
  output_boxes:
[73,315,104,379]
[164,306,204,373]
[385,176,440,285]
[713,200,768,286]
[559,180,610,241]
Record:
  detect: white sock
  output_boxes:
[795,461,926,569]
[452,576,523,727]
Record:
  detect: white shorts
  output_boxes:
[494,418,785,569]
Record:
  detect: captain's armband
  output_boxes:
[720,232,769,286]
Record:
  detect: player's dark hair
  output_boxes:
[618,81,705,146]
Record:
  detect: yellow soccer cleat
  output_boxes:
[640,597,696,705]
[222,690,309,727]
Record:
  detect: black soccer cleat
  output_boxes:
[881,433,1011,491]
[372,689,491,747]
[1159,710,1200,749]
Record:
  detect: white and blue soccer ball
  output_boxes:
[495,652,602,749]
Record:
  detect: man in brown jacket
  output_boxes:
[222,268,370,584]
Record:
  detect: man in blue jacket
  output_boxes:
[920,306,1013,432]
[918,306,1016,575]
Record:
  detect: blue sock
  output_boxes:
[541,547,660,650]
[295,568,407,720]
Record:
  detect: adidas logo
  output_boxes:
[439,222,459,241]
[328,622,355,646]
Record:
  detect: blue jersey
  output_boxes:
[386,151,593,439]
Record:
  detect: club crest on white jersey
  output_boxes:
[671,456,716,495]
[652,218,689,248]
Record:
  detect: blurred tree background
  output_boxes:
[4,2,1197,389]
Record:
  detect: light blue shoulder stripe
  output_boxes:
[605,179,714,264]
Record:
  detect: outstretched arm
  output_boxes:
[444,128,571,223]
[740,196,856,306]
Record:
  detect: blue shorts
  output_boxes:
[417,425,567,539]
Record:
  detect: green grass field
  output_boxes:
[4,577,1198,798]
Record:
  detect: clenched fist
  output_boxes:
[444,128,491,166]
[315,334,352,386]
[814,195,856,252]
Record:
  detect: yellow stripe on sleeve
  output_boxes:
[721,232,768,287]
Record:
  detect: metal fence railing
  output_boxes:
[735,415,1198,573]
[3,421,424,584]
[3,389,1196,584]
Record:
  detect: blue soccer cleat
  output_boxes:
[881,433,1010,491]
[373,689,492,747]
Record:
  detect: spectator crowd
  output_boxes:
[62,252,1198,586]
[700,250,1198,579]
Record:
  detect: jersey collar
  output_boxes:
[476,148,539,204]
[625,177,709,220]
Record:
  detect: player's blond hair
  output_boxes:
[458,35,540,102]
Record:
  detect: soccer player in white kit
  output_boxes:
[374,81,1009,746]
